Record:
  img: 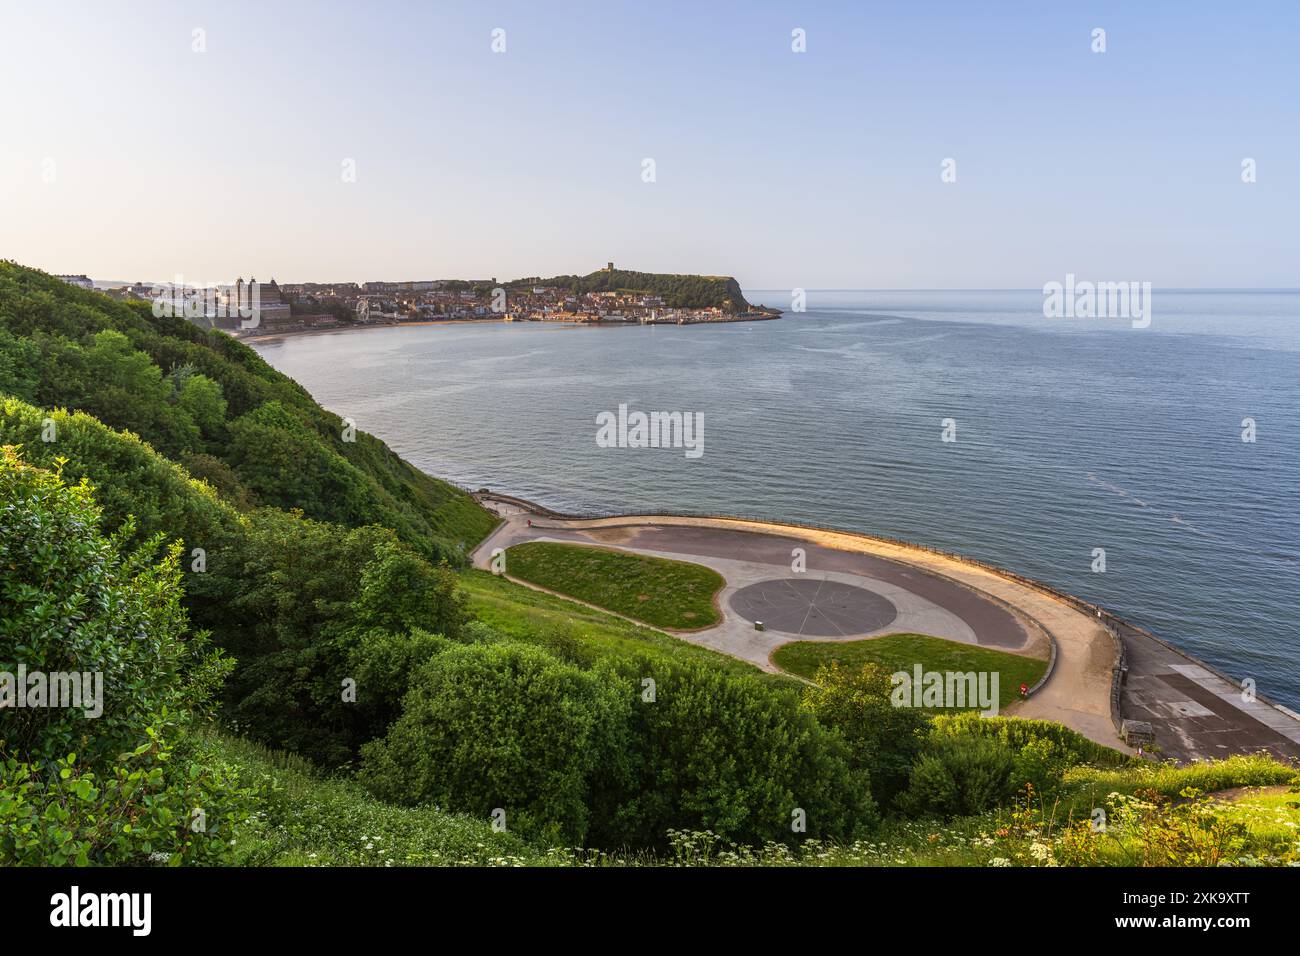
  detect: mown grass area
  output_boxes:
[503,541,724,629]
[772,633,1047,711]
[460,569,787,682]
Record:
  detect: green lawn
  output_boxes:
[771,633,1048,711]
[503,541,724,629]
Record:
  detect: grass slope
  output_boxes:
[214,734,553,866]
[460,569,783,681]
[772,633,1048,711]
[504,541,724,629]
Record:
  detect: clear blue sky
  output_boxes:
[1,0,1296,288]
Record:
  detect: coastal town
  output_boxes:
[55,262,781,337]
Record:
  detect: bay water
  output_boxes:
[253,290,1300,708]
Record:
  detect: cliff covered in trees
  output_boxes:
[506,268,751,311]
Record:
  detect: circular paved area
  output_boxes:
[728,577,898,637]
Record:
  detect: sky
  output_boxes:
[1,0,1297,289]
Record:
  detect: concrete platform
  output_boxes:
[1119,623,1300,763]
[729,578,898,637]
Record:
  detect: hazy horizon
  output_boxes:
[3,1,1297,289]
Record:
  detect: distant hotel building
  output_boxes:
[221,277,292,329]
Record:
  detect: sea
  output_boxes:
[252,290,1300,709]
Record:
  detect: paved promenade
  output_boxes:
[471,495,1300,764]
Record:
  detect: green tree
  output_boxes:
[0,445,204,764]
[347,626,452,737]
[211,511,467,767]
[594,657,877,848]
[80,330,200,455]
[0,329,40,402]
[175,370,228,440]
[351,539,466,638]
[800,661,929,809]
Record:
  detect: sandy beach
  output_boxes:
[237,316,507,345]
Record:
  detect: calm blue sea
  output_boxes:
[253,290,1300,709]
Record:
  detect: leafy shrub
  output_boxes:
[352,538,465,638]
[1010,736,1072,797]
[930,713,1131,768]
[915,713,1132,804]
[801,661,928,809]
[899,735,1017,818]
[212,510,468,767]
[347,626,453,737]
[593,656,878,849]
[0,446,258,864]
[361,642,629,845]
[362,644,877,850]
[0,741,257,866]
[0,446,208,765]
